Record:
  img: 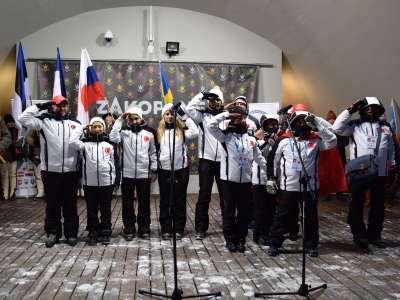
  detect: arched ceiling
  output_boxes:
[1,0,400,114]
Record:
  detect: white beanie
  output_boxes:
[162,103,174,117]
[209,86,224,103]
[90,117,106,129]
[126,106,143,119]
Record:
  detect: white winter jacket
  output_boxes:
[269,117,337,192]
[208,111,266,183]
[18,105,81,173]
[158,118,199,171]
[332,109,394,177]
[109,117,157,179]
[70,128,115,186]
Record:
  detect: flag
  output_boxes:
[52,48,67,98]
[388,98,400,136]
[159,62,173,105]
[77,48,105,125]
[13,42,30,138]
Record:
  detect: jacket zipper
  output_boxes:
[135,133,138,178]
[239,136,244,183]
[61,121,65,172]
[97,142,100,186]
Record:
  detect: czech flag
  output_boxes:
[13,42,30,139]
[52,48,67,98]
[159,62,173,105]
[77,48,105,125]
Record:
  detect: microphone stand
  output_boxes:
[255,114,327,298]
[139,108,221,299]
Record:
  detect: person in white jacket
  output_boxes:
[267,105,337,257]
[332,97,394,251]
[70,117,115,245]
[251,114,279,246]
[207,106,266,253]
[109,106,157,240]
[185,86,225,239]
[157,103,198,240]
[18,96,81,248]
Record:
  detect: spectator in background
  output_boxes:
[326,110,349,166]
[103,113,117,134]
[0,114,22,201]
[25,129,45,198]
[0,116,12,201]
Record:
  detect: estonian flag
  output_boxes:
[13,42,30,138]
[159,62,173,105]
[53,48,67,98]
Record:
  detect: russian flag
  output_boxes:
[13,42,30,138]
[52,48,67,98]
[159,62,173,105]
[77,48,105,125]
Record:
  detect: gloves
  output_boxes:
[36,101,53,111]
[305,114,317,130]
[347,99,367,114]
[266,178,278,195]
[202,92,219,101]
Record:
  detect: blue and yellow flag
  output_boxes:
[159,63,173,105]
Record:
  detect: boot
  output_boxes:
[87,233,97,246]
[45,234,59,248]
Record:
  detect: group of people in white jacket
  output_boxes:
[18,89,394,257]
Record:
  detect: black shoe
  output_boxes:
[268,246,279,257]
[45,234,59,248]
[354,238,370,251]
[67,237,78,246]
[288,232,300,241]
[258,235,270,246]
[138,228,150,240]
[369,238,387,249]
[176,232,183,240]
[122,229,135,241]
[307,248,319,257]
[102,236,111,245]
[226,242,237,253]
[162,232,171,240]
[237,243,246,253]
[87,235,97,246]
[195,231,206,240]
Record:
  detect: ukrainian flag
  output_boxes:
[159,62,173,105]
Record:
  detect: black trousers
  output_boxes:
[253,185,276,238]
[195,159,224,233]
[348,177,385,241]
[84,185,113,237]
[41,171,79,238]
[269,190,319,249]
[158,168,189,234]
[121,177,151,232]
[221,180,252,244]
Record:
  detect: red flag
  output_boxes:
[318,146,348,195]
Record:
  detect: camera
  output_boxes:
[104,30,114,42]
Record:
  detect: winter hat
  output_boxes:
[52,95,68,105]
[126,106,143,119]
[288,103,309,124]
[235,96,247,107]
[260,113,279,128]
[208,86,224,103]
[90,116,105,129]
[162,103,174,117]
[360,97,385,116]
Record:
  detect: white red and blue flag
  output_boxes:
[52,47,67,98]
[77,48,105,125]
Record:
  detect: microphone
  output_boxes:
[277,104,293,115]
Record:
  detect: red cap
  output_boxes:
[52,95,68,105]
